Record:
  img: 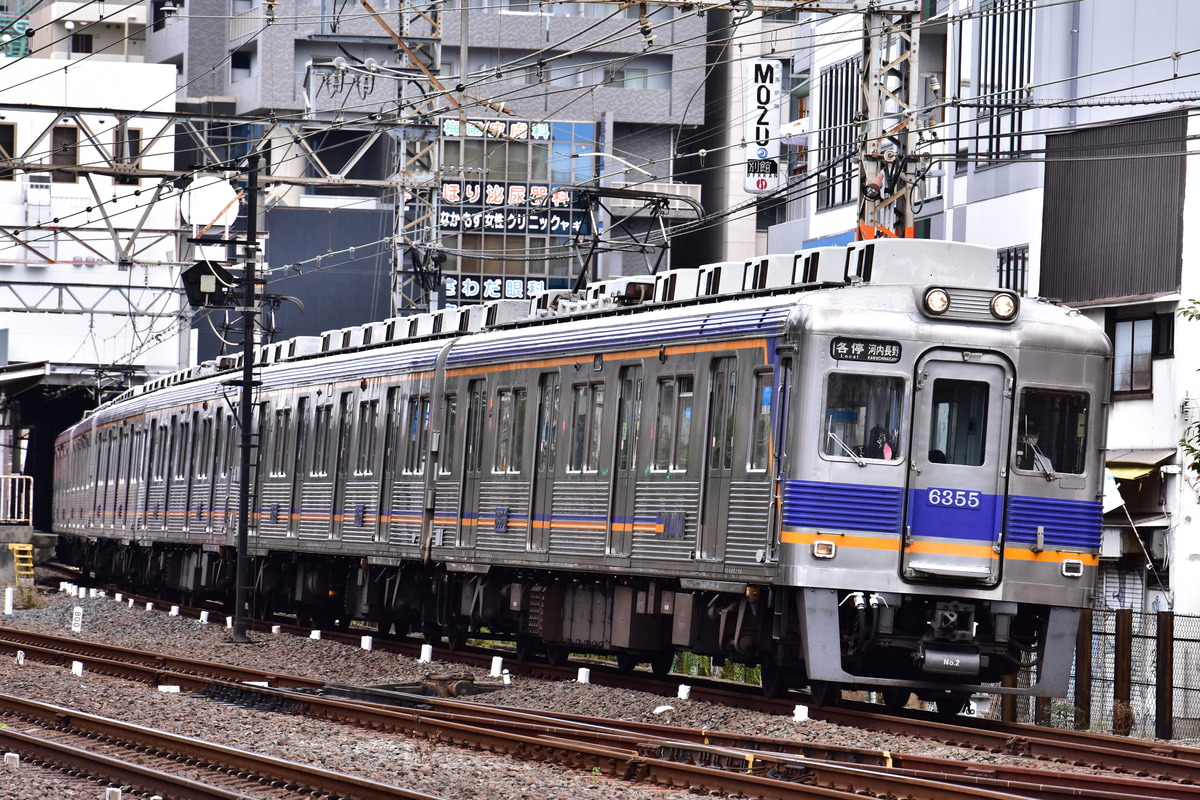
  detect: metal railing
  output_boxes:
[0,475,32,525]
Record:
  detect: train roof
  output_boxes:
[65,239,1106,439]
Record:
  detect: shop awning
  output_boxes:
[1106,448,1176,481]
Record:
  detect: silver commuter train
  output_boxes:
[52,239,1110,709]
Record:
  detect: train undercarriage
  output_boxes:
[57,536,1058,707]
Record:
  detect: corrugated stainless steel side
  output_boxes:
[387,481,423,546]
[339,480,379,544]
[630,480,700,561]
[475,480,531,551]
[1042,110,1185,303]
[297,481,333,540]
[257,482,293,538]
[725,480,772,564]
[549,481,609,558]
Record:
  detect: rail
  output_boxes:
[0,475,32,525]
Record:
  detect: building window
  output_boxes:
[71,33,93,54]
[997,244,1028,295]
[816,56,859,210]
[231,46,256,82]
[1109,312,1173,396]
[977,0,1033,160]
[51,126,78,183]
[603,68,647,89]
[1112,318,1153,394]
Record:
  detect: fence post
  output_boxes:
[1075,608,1092,731]
[1156,611,1174,740]
[1113,608,1133,735]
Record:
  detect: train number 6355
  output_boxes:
[926,488,981,509]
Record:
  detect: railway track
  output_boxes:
[0,692,448,800]
[2,622,1198,799]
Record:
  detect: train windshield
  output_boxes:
[1015,388,1090,475]
[822,373,905,462]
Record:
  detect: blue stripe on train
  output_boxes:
[1005,494,1102,550]
[783,479,1102,550]
[781,480,904,535]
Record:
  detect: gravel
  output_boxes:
[0,585,1095,799]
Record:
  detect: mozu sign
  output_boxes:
[744,59,784,195]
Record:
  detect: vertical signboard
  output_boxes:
[744,59,784,195]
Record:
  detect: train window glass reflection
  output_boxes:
[928,379,988,467]
[653,375,693,471]
[355,400,378,475]
[270,409,292,477]
[749,371,773,471]
[440,395,458,475]
[822,374,904,461]
[570,382,604,472]
[494,388,527,473]
[404,396,431,474]
[1015,389,1089,475]
[311,405,333,476]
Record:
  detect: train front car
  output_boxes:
[780,240,1109,710]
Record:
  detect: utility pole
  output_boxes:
[856,4,925,240]
[232,154,260,644]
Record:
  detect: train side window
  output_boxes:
[355,400,378,475]
[464,381,486,474]
[494,388,527,474]
[270,408,291,477]
[1015,388,1089,475]
[569,382,605,472]
[293,398,309,479]
[822,373,905,462]
[749,370,774,472]
[440,395,458,475]
[927,379,988,467]
[197,417,213,480]
[404,396,430,474]
[311,405,333,477]
[334,393,354,478]
[653,375,693,471]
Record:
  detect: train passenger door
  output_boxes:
[902,351,1012,586]
[698,356,737,561]
[528,372,559,553]
[458,379,486,548]
[608,365,642,559]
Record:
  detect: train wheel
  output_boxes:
[759,661,788,699]
[650,650,676,676]
[616,652,639,672]
[808,680,841,707]
[545,642,570,666]
[445,624,469,652]
[515,634,537,663]
[881,689,911,710]
[935,694,970,717]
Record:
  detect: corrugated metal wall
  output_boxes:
[1040,111,1185,304]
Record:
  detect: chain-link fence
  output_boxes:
[988,610,1200,740]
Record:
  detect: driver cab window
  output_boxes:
[1016,388,1089,475]
[822,373,905,461]
[928,379,988,466]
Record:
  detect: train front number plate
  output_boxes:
[926,488,981,509]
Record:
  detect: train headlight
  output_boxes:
[991,292,1018,320]
[924,288,950,315]
[812,540,837,559]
